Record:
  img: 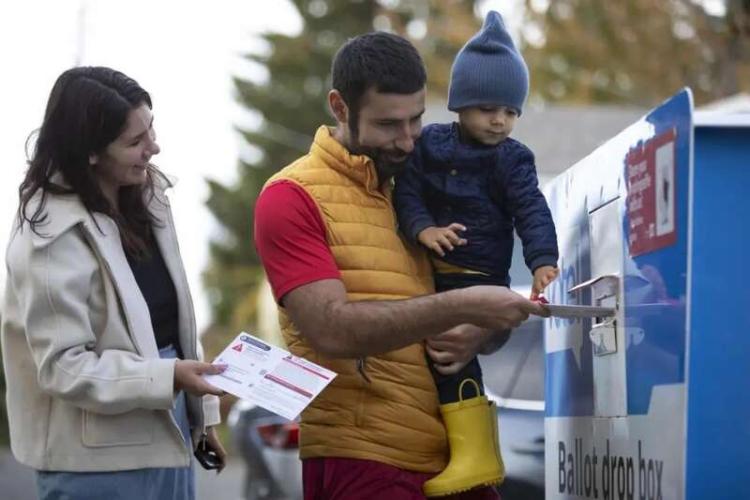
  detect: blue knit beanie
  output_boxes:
[448,11,529,114]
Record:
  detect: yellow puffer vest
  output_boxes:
[263,126,448,472]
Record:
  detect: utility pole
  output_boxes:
[74,0,88,66]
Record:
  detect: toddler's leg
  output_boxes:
[428,356,485,403]
[424,355,504,497]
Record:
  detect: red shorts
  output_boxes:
[303,457,502,500]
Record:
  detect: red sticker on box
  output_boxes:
[626,128,677,257]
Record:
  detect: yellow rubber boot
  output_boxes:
[423,387,505,497]
[489,400,505,475]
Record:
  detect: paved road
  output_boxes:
[0,448,246,500]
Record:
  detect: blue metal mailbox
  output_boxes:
[543,88,749,500]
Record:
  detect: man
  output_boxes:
[254,32,547,499]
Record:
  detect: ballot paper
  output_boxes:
[542,304,616,319]
[203,332,337,421]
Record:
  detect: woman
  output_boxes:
[1,67,226,500]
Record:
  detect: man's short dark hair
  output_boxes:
[331,32,426,127]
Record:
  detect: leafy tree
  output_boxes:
[384,0,481,96]
[520,0,750,106]
[209,0,747,341]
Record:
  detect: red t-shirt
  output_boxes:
[254,180,341,303]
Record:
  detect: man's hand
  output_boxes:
[426,326,513,374]
[460,285,548,331]
[174,360,226,397]
[417,223,467,257]
[425,324,487,375]
[531,265,559,300]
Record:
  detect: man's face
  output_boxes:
[348,87,426,182]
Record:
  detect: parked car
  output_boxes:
[227,400,303,500]
[229,237,546,499]
[483,314,545,500]
[488,240,546,500]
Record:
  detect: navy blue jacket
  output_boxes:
[394,123,558,287]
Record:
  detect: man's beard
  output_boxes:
[349,131,409,185]
[351,144,408,184]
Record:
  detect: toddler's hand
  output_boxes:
[417,223,467,257]
[531,265,559,300]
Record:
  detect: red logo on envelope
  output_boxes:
[232,343,243,352]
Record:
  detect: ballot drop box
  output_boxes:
[543,89,749,500]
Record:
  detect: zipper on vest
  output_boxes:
[355,371,368,427]
[356,357,371,383]
[363,168,400,232]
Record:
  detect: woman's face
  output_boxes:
[93,103,160,194]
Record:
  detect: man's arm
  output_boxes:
[283,279,542,358]
[255,180,546,359]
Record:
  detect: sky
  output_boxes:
[0,0,302,331]
[0,0,518,333]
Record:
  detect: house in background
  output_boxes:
[425,91,750,186]
[423,102,647,185]
[697,92,750,113]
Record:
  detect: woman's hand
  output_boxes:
[173,360,226,397]
[205,426,228,473]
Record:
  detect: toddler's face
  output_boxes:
[458,105,518,146]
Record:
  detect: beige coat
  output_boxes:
[1,181,220,471]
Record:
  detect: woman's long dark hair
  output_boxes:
[19,66,167,258]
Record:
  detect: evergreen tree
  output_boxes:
[203,0,479,343]
[204,0,377,339]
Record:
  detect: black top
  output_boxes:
[125,235,181,352]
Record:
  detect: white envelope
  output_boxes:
[203,332,337,421]
[543,304,616,319]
